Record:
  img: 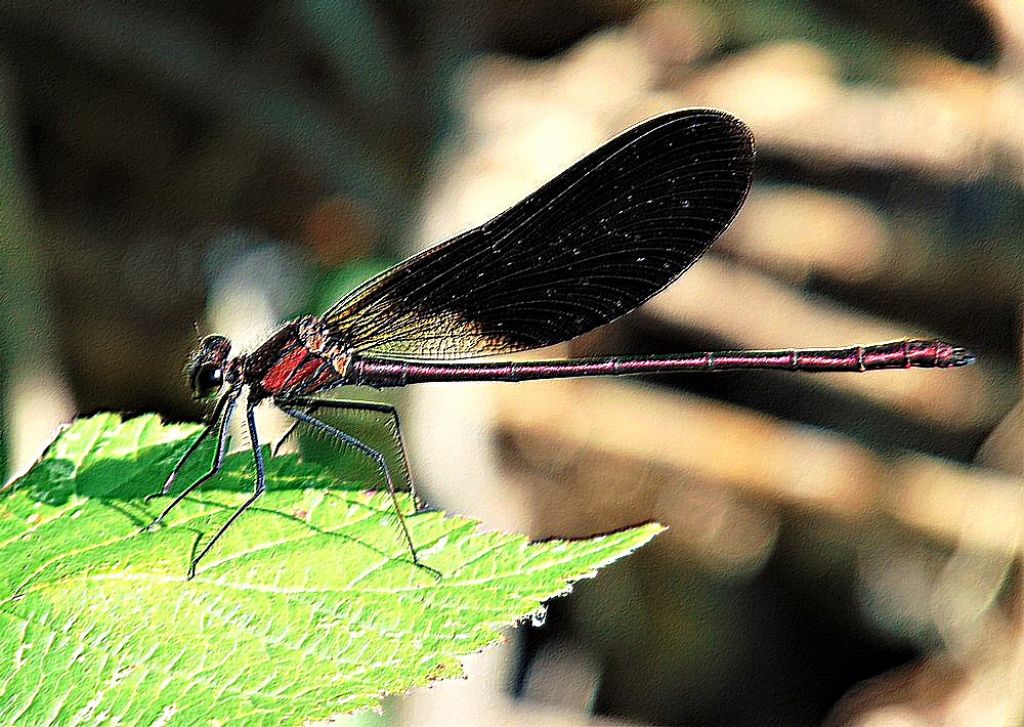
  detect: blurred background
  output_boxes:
[1,1,1022,725]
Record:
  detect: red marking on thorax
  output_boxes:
[261,347,311,394]
[291,358,322,384]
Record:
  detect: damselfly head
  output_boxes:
[188,335,232,399]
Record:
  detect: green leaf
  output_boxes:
[0,414,662,725]
[310,258,397,316]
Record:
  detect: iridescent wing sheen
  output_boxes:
[322,109,755,360]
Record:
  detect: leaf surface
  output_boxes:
[0,414,661,724]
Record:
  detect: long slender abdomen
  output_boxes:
[351,339,974,388]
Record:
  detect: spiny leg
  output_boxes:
[278,397,419,506]
[189,400,266,578]
[146,390,233,502]
[271,419,301,458]
[148,390,239,528]
[279,405,435,576]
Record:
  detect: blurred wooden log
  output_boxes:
[720,187,1023,313]
[887,454,1023,555]
[977,400,1024,474]
[492,378,1024,556]
[674,41,1024,182]
[721,187,894,284]
[978,0,1024,74]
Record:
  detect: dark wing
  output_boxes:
[323,109,754,360]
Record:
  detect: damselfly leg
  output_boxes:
[278,405,437,578]
[274,397,418,506]
[145,390,239,528]
[146,389,235,503]
[187,400,266,578]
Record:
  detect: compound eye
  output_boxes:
[191,365,223,398]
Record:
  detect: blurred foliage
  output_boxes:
[309,258,397,315]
